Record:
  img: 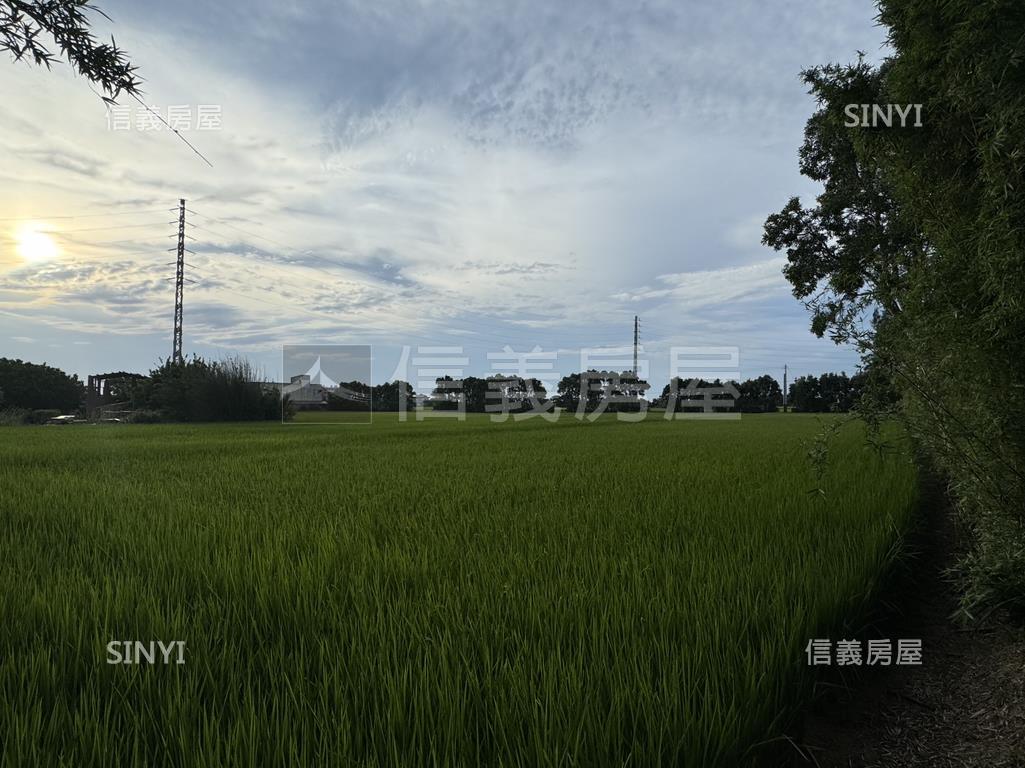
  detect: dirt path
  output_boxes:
[793,487,1025,767]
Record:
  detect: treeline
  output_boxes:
[2,353,887,423]
[325,380,415,412]
[653,372,881,413]
[0,356,283,423]
[428,375,550,413]
[419,370,879,414]
[785,371,897,413]
[763,0,1025,614]
[654,374,782,413]
[0,358,85,424]
[553,371,648,413]
[0,358,84,411]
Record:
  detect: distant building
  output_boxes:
[262,373,374,410]
[85,371,146,419]
[278,374,332,409]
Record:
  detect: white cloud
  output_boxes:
[614,257,790,307]
[0,0,884,382]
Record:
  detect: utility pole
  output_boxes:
[633,315,639,376]
[172,198,186,365]
[782,363,788,413]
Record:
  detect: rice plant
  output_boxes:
[0,414,916,766]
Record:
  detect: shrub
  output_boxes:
[0,358,84,412]
[0,408,29,426]
[126,410,164,424]
[28,409,62,424]
[132,356,281,423]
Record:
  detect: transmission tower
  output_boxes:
[633,315,639,376]
[172,198,186,364]
[783,363,788,413]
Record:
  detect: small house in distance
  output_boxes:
[85,371,146,420]
[278,374,332,410]
[263,372,373,411]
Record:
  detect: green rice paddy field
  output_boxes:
[0,414,917,766]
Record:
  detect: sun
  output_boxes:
[16,226,60,264]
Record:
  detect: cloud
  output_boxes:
[459,261,563,276]
[0,0,885,383]
[613,258,790,307]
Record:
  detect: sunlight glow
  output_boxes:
[16,225,59,264]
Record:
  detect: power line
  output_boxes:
[46,221,169,234]
[0,208,170,223]
[128,93,214,168]
[185,210,610,343]
[185,209,292,250]
[181,217,372,290]
[59,237,170,250]
[185,209,380,280]
[184,211,360,277]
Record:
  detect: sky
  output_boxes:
[0,0,889,392]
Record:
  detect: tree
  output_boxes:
[764,0,1025,615]
[0,357,84,412]
[736,375,782,413]
[326,380,372,411]
[787,375,821,413]
[2,0,140,100]
[461,377,489,413]
[787,372,862,413]
[613,372,650,412]
[430,375,461,411]
[557,371,650,413]
[819,372,855,412]
[525,378,547,401]
[762,59,927,345]
[371,380,415,412]
[657,377,736,413]
[427,375,546,414]
[555,372,585,412]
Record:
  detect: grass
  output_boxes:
[0,413,917,766]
